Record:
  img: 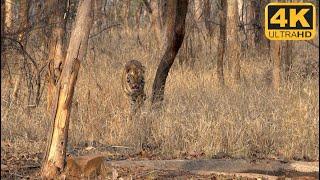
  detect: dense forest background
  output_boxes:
[1,0,319,178]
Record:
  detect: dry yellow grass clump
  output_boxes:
[1,29,319,162]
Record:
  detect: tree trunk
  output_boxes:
[272,41,281,91]
[151,0,188,106]
[18,0,29,44]
[4,0,14,34]
[135,2,142,30]
[248,0,261,48]
[2,0,15,70]
[283,41,293,79]
[227,0,241,83]
[194,0,202,22]
[41,0,93,178]
[94,0,103,32]
[46,0,68,111]
[271,0,281,91]
[159,0,167,29]
[217,0,227,86]
[1,1,5,70]
[150,0,162,45]
[260,0,271,52]
[122,0,131,34]
[12,0,30,101]
[203,0,213,36]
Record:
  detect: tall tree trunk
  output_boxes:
[283,41,293,80]
[271,0,281,91]
[227,0,241,83]
[122,0,131,34]
[46,0,68,111]
[151,0,188,106]
[2,0,15,70]
[272,41,281,91]
[282,0,295,79]
[150,0,162,45]
[135,2,142,30]
[203,0,213,36]
[12,0,29,101]
[194,0,202,22]
[1,1,5,70]
[260,0,270,52]
[159,0,167,29]
[18,0,29,44]
[217,0,227,86]
[41,0,93,178]
[248,0,261,48]
[94,0,103,32]
[4,0,14,33]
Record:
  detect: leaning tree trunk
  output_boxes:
[41,0,93,178]
[217,0,227,86]
[46,0,67,111]
[151,0,188,106]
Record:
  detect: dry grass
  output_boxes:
[1,27,319,163]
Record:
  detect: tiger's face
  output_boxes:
[122,60,146,96]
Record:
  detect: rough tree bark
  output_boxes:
[122,0,131,34]
[158,0,167,32]
[41,0,93,178]
[282,0,293,79]
[46,0,67,111]
[94,0,103,31]
[18,0,29,44]
[227,0,241,83]
[194,0,202,22]
[260,0,271,51]
[150,0,163,45]
[12,0,29,101]
[203,0,213,36]
[217,0,227,86]
[151,0,188,106]
[4,0,14,33]
[2,0,15,70]
[272,41,281,91]
[283,41,293,79]
[248,0,261,48]
[1,1,5,70]
[271,0,281,91]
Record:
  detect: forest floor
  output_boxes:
[1,141,319,179]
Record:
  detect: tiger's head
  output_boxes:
[122,60,146,96]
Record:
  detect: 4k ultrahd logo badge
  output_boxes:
[265,3,316,40]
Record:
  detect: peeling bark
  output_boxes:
[41,0,93,178]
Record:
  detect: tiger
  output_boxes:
[122,60,146,115]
